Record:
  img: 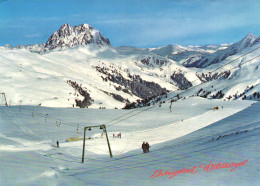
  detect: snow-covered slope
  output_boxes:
[150,44,228,57]
[0,22,203,109]
[189,41,260,102]
[0,44,197,108]
[0,97,259,185]
[122,39,260,109]
[1,23,260,186]
[1,40,260,109]
[0,24,260,109]
[184,33,259,68]
[150,44,230,66]
[14,43,45,53]
[0,44,45,53]
[152,33,259,68]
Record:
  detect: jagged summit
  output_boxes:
[42,23,111,52]
[244,32,256,39]
[235,33,257,50]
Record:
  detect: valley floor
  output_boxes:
[0,97,259,185]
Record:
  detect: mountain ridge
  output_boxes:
[0,24,259,108]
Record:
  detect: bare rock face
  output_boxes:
[42,23,110,52]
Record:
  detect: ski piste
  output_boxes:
[0,98,259,185]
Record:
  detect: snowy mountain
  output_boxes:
[149,43,232,69]
[0,44,197,109]
[150,44,227,57]
[14,43,45,53]
[0,23,260,110]
[153,33,259,68]
[42,23,110,52]
[123,35,260,108]
[0,22,199,109]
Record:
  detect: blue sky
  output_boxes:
[0,0,260,47]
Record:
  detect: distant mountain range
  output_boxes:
[0,23,259,108]
[150,33,260,68]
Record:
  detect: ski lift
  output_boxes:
[76,124,82,134]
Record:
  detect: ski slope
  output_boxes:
[0,45,184,109]
[0,97,259,185]
[1,35,260,110]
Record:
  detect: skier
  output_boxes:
[142,142,146,153]
[145,142,150,153]
[56,141,59,148]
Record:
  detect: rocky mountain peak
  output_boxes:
[42,23,110,52]
[235,33,257,50]
[244,33,256,39]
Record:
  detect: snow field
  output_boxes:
[0,97,259,185]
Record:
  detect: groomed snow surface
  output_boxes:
[0,97,259,185]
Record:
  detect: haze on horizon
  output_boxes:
[0,0,260,48]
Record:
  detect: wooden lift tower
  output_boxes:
[82,124,112,163]
[0,93,8,106]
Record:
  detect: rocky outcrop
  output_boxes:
[196,71,231,83]
[170,73,192,90]
[67,80,94,108]
[95,66,168,99]
[42,23,110,52]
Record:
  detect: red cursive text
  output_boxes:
[151,159,248,179]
